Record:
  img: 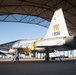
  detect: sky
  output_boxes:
[0,22,47,44]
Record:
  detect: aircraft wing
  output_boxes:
[0,40,20,48]
[0,40,34,54]
[0,51,7,56]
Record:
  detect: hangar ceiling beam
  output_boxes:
[65,0,76,8]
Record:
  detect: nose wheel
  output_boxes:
[13,49,19,62]
[13,53,19,62]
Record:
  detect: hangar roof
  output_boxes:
[0,0,76,35]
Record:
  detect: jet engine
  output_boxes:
[65,36,76,49]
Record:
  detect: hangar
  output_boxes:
[0,0,76,58]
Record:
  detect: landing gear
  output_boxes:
[45,47,49,61]
[13,53,19,62]
[13,49,19,62]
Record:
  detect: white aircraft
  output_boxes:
[0,8,76,61]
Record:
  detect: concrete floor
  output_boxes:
[0,58,76,75]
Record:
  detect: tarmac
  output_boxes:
[0,58,76,75]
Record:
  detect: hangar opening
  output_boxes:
[0,0,76,59]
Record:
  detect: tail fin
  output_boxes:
[44,8,69,39]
